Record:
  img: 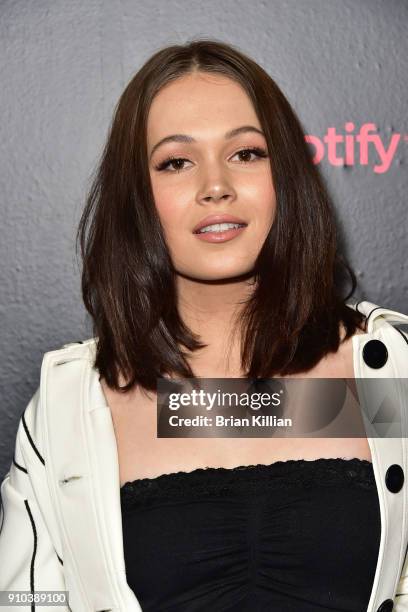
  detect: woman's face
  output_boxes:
[147,71,276,281]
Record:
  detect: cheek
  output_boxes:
[259,170,276,207]
[245,173,277,227]
[151,181,185,229]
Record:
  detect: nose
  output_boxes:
[199,189,233,205]
[197,162,236,205]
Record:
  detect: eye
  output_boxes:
[153,146,269,174]
[231,147,269,163]
[154,156,193,173]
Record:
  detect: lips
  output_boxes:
[192,214,248,234]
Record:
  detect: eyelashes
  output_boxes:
[153,147,269,173]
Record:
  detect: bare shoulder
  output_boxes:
[338,324,366,379]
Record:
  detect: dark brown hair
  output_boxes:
[76,37,366,393]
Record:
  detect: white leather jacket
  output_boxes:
[0,300,407,612]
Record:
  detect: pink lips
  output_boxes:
[192,214,247,234]
[193,224,247,243]
[192,214,248,244]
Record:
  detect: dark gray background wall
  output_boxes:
[1,0,407,479]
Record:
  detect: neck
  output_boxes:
[175,272,256,377]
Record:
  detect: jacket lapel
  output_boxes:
[41,349,142,611]
[350,301,408,611]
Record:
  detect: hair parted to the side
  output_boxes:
[76,37,366,393]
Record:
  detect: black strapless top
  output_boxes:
[120,458,381,612]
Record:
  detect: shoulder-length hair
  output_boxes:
[76,38,366,393]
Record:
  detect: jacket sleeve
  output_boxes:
[395,543,408,609]
[0,386,70,611]
[395,327,408,610]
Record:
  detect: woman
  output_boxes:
[1,39,408,612]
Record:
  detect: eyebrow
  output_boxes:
[149,125,265,160]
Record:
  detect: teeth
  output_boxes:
[198,222,246,234]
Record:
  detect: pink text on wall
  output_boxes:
[306,122,406,174]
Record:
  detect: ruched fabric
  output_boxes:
[120,458,380,612]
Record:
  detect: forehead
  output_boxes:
[146,72,260,144]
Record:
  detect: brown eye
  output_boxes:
[238,150,253,162]
[169,159,187,171]
[232,147,268,163]
[154,157,192,173]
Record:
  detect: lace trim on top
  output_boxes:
[120,458,376,509]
